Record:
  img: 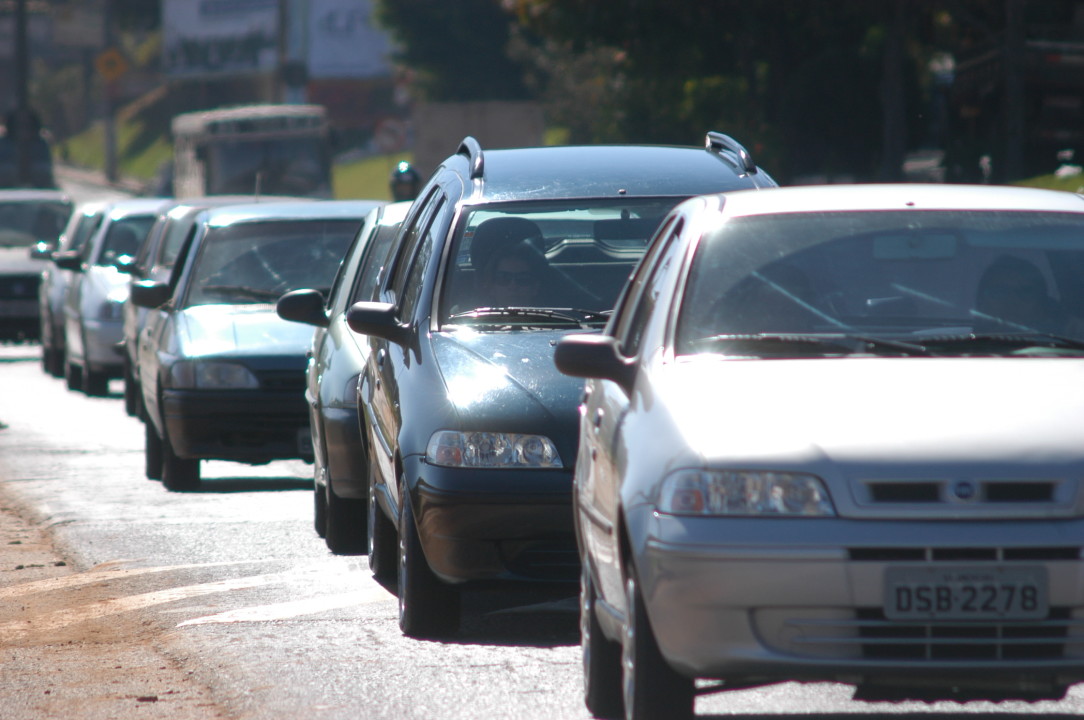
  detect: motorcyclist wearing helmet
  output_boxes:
[389,161,421,201]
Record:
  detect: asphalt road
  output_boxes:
[4,342,1084,719]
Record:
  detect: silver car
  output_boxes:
[57,198,170,395]
[555,184,1084,719]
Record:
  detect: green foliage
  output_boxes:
[334,153,415,201]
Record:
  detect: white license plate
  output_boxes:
[884,565,1048,620]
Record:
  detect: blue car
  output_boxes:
[131,200,380,491]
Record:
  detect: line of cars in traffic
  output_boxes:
[10,135,1084,720]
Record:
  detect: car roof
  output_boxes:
[0,188,73,204]
[445,143,773,204]
[717,183,1084,218]
[105,197,174,220]
[201,199,384,227]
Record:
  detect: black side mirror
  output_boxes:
[277,288,329,328]
[28,241,54,260]
[346,301,411,346]
[129,280,172,309]
[554,333,635,394]
[52,250,83,271]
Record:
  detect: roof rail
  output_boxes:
[705,132,757,174]
[457,136,484,180]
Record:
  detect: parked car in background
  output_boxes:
[39,200,111,376]
[277,200,411,553]
[346,133,777,638]
[0,188,73,341]
[56,198,170,395]
[120,195,313,417]
[555,184,1084,719]
[131,200,380,491]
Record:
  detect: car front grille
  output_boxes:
[0,274,40,300]
[849,546,1081,562]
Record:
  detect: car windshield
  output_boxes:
[184,219,356,307]
[440,199,673,329]
[0,199,73,247]
[676,210,1084,357]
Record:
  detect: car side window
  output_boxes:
[349,223,401,307]
[615,217,683,358]
[398,196,448,320]
[384,188,440,306]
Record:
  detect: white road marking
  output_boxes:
[178,586,392,626]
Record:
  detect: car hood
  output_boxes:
[0,246,43,275]
[663,356,1084,469]
[431,329,584,429]
[176,304,316,358]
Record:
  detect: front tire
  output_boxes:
[64,361,82,392]
[84,368,109,397]
[162,430,201,492]
[582,566,623,718]
[144,422,163,480]
[123,358,140,417]
[622,570,694,720]
[397,490,459,638]
[367,461,396,584]
[324,479,366,554]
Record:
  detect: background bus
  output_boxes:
[171,104,334,198]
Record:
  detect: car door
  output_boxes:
[366,189,447,513]
[583,215,686,604]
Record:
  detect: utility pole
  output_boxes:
[13,0,32,186]
[102,0,118,183]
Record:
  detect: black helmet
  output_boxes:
[389,161,421,201]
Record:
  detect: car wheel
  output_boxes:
[367,461,396,584]
[622,569,694,720]
[582,565,623,718]
[144,422,163,480]
[84,368,109,397]
[397,489,459,638]
[64,362,82,392]
[161,430,201,492]
[324,480,366,555]
[313,477,327,538]
[123,359,139,417]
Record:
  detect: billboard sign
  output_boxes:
[307,0,392,79]
[163,0,280,78]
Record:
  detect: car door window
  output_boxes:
[350,223,401,306]
[384,189,440,306]
[399,196,448,320]
[614,217,683,358]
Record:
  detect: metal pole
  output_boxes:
[103,0,118,183]
[14,0,32,186]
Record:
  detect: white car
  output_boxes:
[556,184,1084,719]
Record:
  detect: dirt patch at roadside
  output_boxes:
[0,500,234,720]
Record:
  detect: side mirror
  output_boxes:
[277,288,329,328]
[52,250,83,271]
[28,241,54,260]
[115,256,137,275]
[553,333,636,393]
[129,279,172,309]
[346,301,411,345]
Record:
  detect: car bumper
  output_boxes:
[163,390,310,463]
[410,459,577,584]
[637,514,1084,690]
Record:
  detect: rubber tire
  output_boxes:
[42,344,63,378]
[324,480,366,554]
[84,368,109,397]
[64,362,82,392]
[397,491,459,638]
[367,462,397,584]
[162,431,201,492]
[144,422,163,480]
[123,359,139,417]
[313,478,327,538]
[622,571,695,720]
[582,566,624,718]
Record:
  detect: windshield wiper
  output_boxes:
[692,333,932,357]
[199,285,283,302]
[446,306,608,328]
[918,332,1084,355]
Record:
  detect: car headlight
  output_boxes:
[426,430,563,469]
[169,361,260,390]
[657,470,836,517]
